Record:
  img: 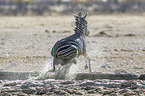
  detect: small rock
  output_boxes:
[10,63,17,66]
[37,89,47,95]
[129,85,140,89]
[74,91,83,95]
[114,69,128,74]
[85,80,96,85]
[106,84,119,88]
[11,92,21,95]
[17,92,28,96]
[36,87,44,91]
[45,30,50,33]
[87,90,96,94]
[2,92,11,96]
[4,82,17,86]
[94,31,112,37]
[52,30,56,33]
[102,90,113,95]
[20,84,29,89]
[63,30,71,33]
[53,89,60,94]
[57,90,68,95]
[95,87,102,93]
[82,86,95,90]
[22,88,36,94]
[139,74,145,80]
[134,65,144,69]
[101,64,110,69]
[133,89,142,94]
[120,81,139,89]
[118,89,128,93]
[63,88,74,94]
[114,49,119,51]
[23,81,34,86]
[46,92,54,95]
[110,93,118,96]
[30,83,44,87]
[60,80,75,84]
[5,89,20,93]
[140,85,145,89]
[124,92,137,96]
[124,34,136,37]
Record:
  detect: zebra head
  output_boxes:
[73,12,90,36]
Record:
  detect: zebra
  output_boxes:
[51,12,91,74]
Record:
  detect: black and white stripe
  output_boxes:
[51,12,91,72]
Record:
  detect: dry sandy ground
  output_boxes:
[0,15,145,75]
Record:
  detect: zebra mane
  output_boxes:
[73,12,88,36]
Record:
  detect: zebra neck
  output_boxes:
[74,27,85,37]
[75,30,85,37]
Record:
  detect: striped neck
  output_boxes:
[74,20,85,37]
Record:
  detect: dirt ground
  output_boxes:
[0,15,145,74]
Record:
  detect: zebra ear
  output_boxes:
[83,12,88,19]
[73,14,78,19]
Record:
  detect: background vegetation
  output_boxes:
[0,0,145,15]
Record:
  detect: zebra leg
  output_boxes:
[52,58,57,71]
[83,54,91,72]
[55,66,62,79]
[53,64,55,71]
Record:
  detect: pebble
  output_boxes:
[114,69,128,74]
[79,80,96,86]
[138,74,145,80]
[53,89,60,94]
[22,88,36,94]
[82,85,95,90]
[118,89,128,93]
[124,92,137,96]
[87,90,96,94]
[60,80,75,84]
[110,93,118,96]
[57,90,68,95]
[120,81,139,89]
[36,89,47,95]
[17,92,28,96]
[1,79,145,95]
[20,84,30,89]
[64,88,74,94]
[102,90,113,95]
[74,91,83,95]
[4,81,17,86]
[134,65,144,69]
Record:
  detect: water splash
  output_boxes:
[29,59,55,80]
[29,57,90,80]
[56,57,88,80]
[65,63,78,80]
[40,59,53,74]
